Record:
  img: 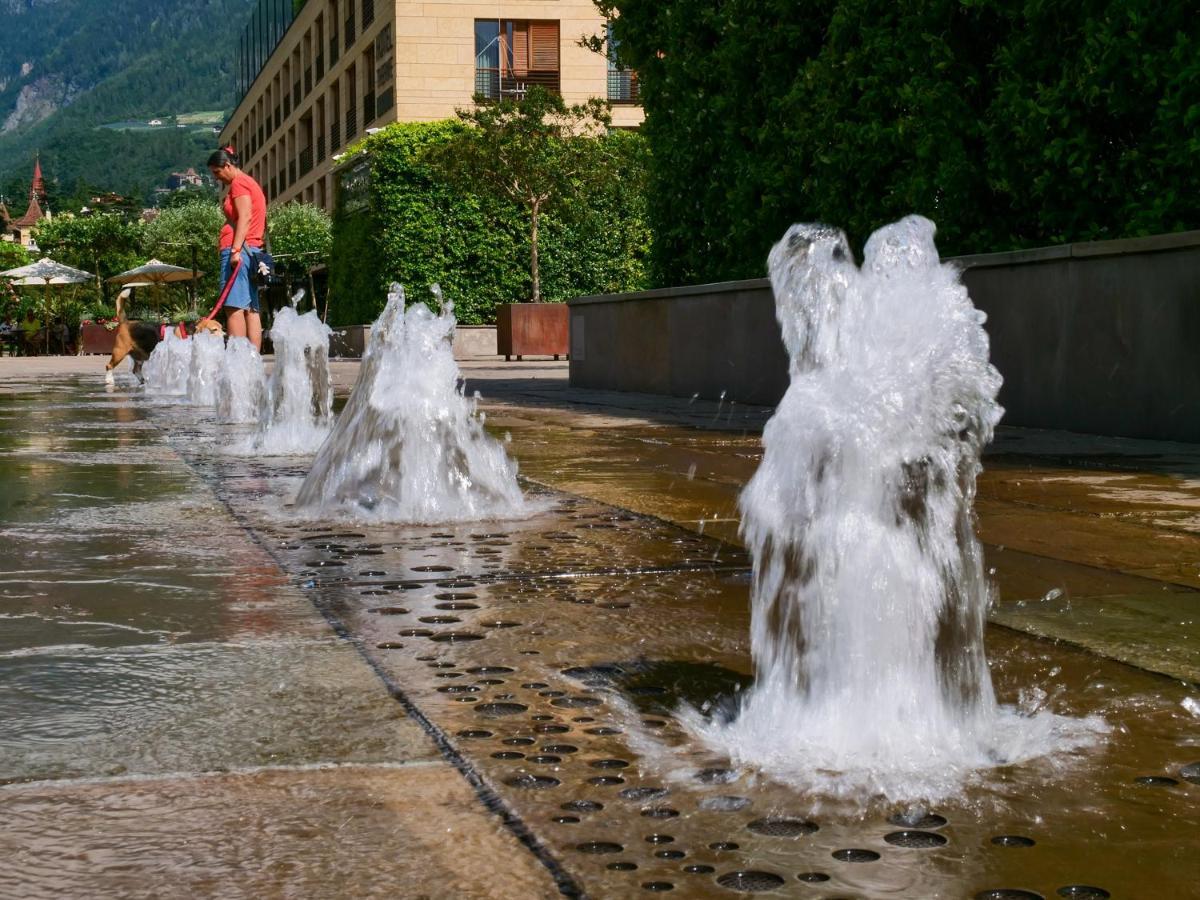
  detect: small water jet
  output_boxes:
[236,292,333,455]
[216,336,265,423]
[694,215,1103,801]
[142,328,192,396]
[294,284,529,522]
[186,329,226,407]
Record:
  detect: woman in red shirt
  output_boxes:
[207,146,267,350]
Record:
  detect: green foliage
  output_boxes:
[600,0,1200,284]
[327,120,651,327]
[268,202,332,279]
[35,212,142,287]
[0,242,31,272]
[142,200,225,302]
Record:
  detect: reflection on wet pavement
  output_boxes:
[2,366,1198,899]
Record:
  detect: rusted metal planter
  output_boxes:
[79,323,117,355]
[496,303,569,361]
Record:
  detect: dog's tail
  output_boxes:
[115,288,132,322]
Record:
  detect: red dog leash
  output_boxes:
[200,255,245,323]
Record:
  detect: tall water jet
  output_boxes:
[237,296,333,455]
[186,329,226,408]
[216,336,266,423]
[294,284,528,522]
[694,216,1101,802]
[142,328,192,397]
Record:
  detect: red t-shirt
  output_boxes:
[219,172,267,251]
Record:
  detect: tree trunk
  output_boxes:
[529,199,541,303]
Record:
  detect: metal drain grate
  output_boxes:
[715,870,786,892]
[884,830,947,848]
[746,818,818,837]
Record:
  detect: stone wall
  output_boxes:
[568,230,1200,442]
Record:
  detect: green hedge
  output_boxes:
[327,120,650,326]
[602,0,1200,285]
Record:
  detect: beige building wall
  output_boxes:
[221,0,642,214]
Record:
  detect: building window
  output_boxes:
[474,19,560,101]
[606,22,640,104]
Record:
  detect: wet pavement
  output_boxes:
[1,357,1198,899]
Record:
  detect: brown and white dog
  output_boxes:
[104,288,223,384]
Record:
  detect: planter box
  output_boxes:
[329,325,370,358]
[79,323,117,355]
[496,303,569,360]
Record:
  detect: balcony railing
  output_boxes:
[376,88,393,119]
[289,160,297,184]
[345,106,357,140]
[316,134,326,163]
[299,148,313,177]
[474,68,561,102]
[363,91,375,126]
[345,15,355,49]
[294,80,302,106]
[330,35,340,66]
[283,94,291,118]
[607,69,640,105]
[274,105,281,128]
[330,120,341,151]
[304,67,312,95]
[315,53,324,81]
[362,0,374,28]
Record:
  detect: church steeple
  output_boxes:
[13,155,48,228]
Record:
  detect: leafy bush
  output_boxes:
[267,201,332,280]
[327,119,651,326]
[141,199,225,310]
[600,0,1200,285]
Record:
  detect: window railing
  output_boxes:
[345,106,357,140]
[293,80,301,107]
[289,160,298,184]
[362,0,374,28]
[345,14,355,49]
[304,68,312,96]
[607,69,640,105]
[330,120,341,151]
[375,88,393,119]
[274,105,282,128]
[315,53,324,80]
[363,91,375,125]
[284,94,291,118]
[316,134,326,163]
[300,148,312,176]
[474,68,561,101]
[330,34,340,65]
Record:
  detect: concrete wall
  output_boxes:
[329,324,497,359]
[568,230,1200,442]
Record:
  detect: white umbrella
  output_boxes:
[108,258,204,285]
[0,257,94,353]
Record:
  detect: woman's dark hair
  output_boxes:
[207,145,240,168]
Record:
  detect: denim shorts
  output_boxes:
[218,247,260,313]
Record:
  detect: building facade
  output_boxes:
[220,0,643,212]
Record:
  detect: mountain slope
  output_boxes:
[0,0,255,205]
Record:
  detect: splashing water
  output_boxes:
[693,216,1103,802]
[142,329,192,397]
[186,330,226,408]
[216,337,266,424]
[294,284,529,522]
[234,301,333,455]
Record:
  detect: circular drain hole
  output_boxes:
[436,602,479,611]
[531,714,554,721]
[457,729,492,739]
[975,892,1044,900]
[398,628,432,637]
[576,841,623,854]
[419,616,461,624]
[645,834,674,844]
[539,690,566,698]
[608,862,637,871]
[552,696,603,708]
[304,560,345,567]
[621,787,668,801]
[643,719,667,728]
[709,842,739,851]
[1133,775,1179,787]
[1057,888,1109,899]
[430,662,455,668]
[553,816,580,824]
[641,807,679,819]
[684,865,715,874]
[375,642,404,649]
[601,602,631,609]
[371,607,410,615]
[537,724,571,734]
[655,850,686,860]
[485,621,522,629]
[589,776,625,786]
[503,737,536,746]
[562,800,603,813]
[747,819,818,837]
[492,751,524,760]
[701,796,750,812]
[505,774,560,790]
[477,678,505,685]
[695,768,735,784]
[430,632,485,643]
[467,666,514,675]
[412,565,454,572]
[992,835,1036,848]
[591,759,630,769]
[475,702,528,717]
[573,716,595,723]
[797,872,830,883]
[832,849,879,863]
[435,592,479,600]
[715,871,786,892]
[585,727,622,735]
[888,811,947,829]
[520,650,541,655]
[884,830,947,848]
[529,755,561,764]
[543,745,578,754]
[642,882,674,892]
[435,672,464,679]
[522,683,549,690]
[1179,762,1200,783]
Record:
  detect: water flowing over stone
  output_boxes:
[186,330,226,408]
[693,215,1103,802]
[142,329,192,396]
[216,337,266,424]
[236,306,333,455]
[294,284,529,522]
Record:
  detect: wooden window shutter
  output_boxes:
[530,21,559,71]
[508,21,530,75]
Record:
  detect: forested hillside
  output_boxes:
[0,0,255,206]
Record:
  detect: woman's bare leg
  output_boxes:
[246,311,262,351]
[225,308,247,340]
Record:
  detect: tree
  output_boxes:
[0,242,30,272]
[441,87,612,303]
[35,212,145,303]
[268,202,332,281]
[142,199,224,303]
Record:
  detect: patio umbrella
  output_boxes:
[108,258,205,316]
[0,257,95,353]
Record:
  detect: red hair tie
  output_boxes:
[224,145,236,155]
